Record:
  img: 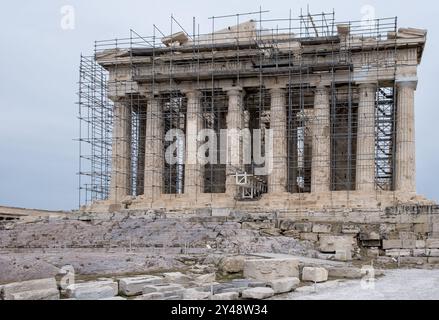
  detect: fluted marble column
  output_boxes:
[184,90,204,195]
[395,81,416,193]
[356,83,376,192]
[311,86,331,193]
[268,88,287,193]
[110,101,132,202]
[225,87,244,195]
[144,96,163,198]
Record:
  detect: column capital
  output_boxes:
[225,86,243,96]
[182,89,202,100]
[314,85,330,95]
[268,87,286,95]
[396,80,418,90]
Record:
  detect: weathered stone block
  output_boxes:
[385,249,412,257]
[301,267,328,283]
[360,231,380,241]
[260,228,281,236]
[300,233,319,242]
[6,288,60,300]
[312,224,332,233]
[416,240,426,248]
[402,239,416,249]
[241,287,274,300]
[427,249,439,257]
[183,288,210,300]
[342,224,361,234]
[334,249,352,261]
[282,230,300,238]
[66,280,118,300]
[294,222,313,233]
[427,257,439,264]
[267,277,300,294]
[318,235,355,253]
[366,247,380,258]
[242,221,275,230]
[327,267,363,279]
[426,239,439,249]
[414,223,431,234]
[68,285,115,300]
[1,278,58,300]
[219,256,245,274]
[382,240,403,249]
[143,284,184,294]
[118,275,163,296]
[412,249,427,257]
[163,272,192,284]
[399,257,427,265]
[279,219,295,231]
[194,273,216,284]
[99,296,127,300]
[134,292,164,300]
[211,292,239,300]
[243,258,299,281]
[399,232,416,240]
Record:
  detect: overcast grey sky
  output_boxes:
[0,0,438,211]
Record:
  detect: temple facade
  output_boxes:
[79,15,433,213]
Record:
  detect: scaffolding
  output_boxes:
[78,9,400,207]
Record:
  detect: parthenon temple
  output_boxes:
[78,11,434,213]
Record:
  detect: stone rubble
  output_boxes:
[301,267,329,283]
[1,278,59,300]
[243,258,300,281]
[118,275,163,296]
[242,287,275,300]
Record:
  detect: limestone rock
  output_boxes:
[194,273,216,284]
[219,256,245,274]
[242,221,275,230]
[65,280,118,300]
[1,278,59,300]
[260,228,281,236]
[301,267,328,283]
[134,292,164,300]
[427,249,439,257]
[385,249,412,257]
[183,288,210,300]
[383,240,403,249]
[99,296,127,300]
[327,267,363,279]
[283,230,301,238]
[118,275,163,296]
[68,285,115,300]
[6,288,60,300]
[300,233,318,242]
[342,224,361,234]
[211,292,239,300]
[312,224,332,233]
[163,272,192,284]
[319,235,355,253]
[426,239,439,249]
[244,258,299,281]
[267,277,300,294]
[143,284,184,294]
[416,240,426,248]
[242,287,274,300]
[293,222,313,233]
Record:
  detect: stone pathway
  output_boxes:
[276,269,439,300]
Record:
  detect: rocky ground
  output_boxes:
[1,210,438,300]
[0,211,315,284]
